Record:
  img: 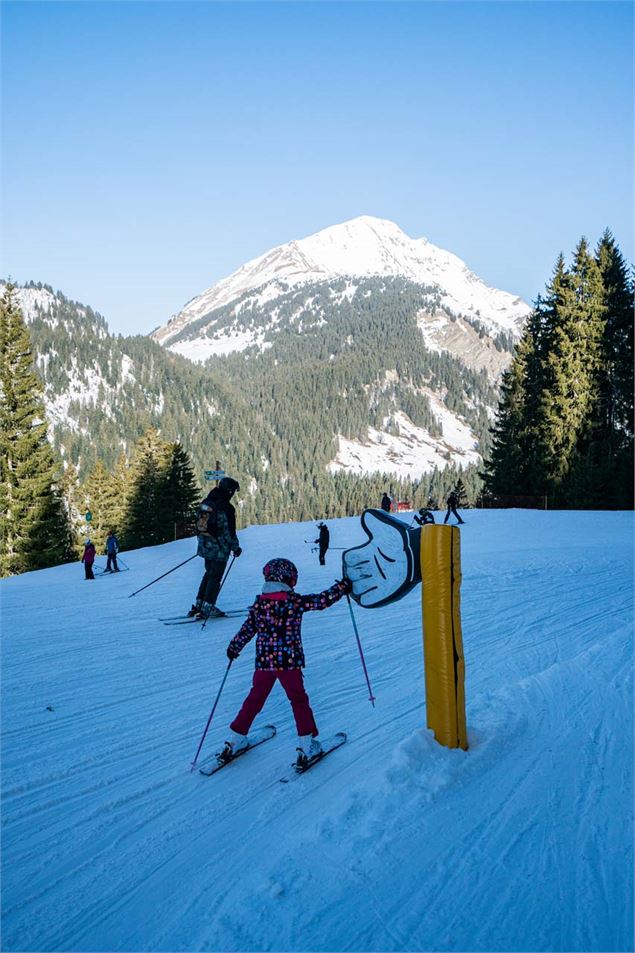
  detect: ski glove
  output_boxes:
[233,547,242,557]
[227,647,240,661]
[342,508,422,609]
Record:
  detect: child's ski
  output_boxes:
[199,725,277,776]
[279,732,347,783]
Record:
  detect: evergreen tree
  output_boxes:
[484,234,633,509]
[157,442,201,536]
[592,231,634,506]
[454,477,469,507]
[0,286,72,575]
[482,322,537,496]
[120,429,167,549]
[112,453,130,532]
[83,459,123,552]
[60,462,84,556]
[120,431,201,548]
[538,239,605,503]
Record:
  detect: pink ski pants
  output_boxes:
[230,669,318,737]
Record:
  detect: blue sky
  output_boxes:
[2,1,633,335]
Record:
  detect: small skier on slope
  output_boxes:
[81,539,96,580]
[443,490,465,525]
[314,522,330,566]
[104,530,120,573]
[220,558,351,768]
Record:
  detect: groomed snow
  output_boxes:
[1,510,633,952]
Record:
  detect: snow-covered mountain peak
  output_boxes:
[153,216,531,349]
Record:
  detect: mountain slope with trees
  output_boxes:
[9,279,495,529]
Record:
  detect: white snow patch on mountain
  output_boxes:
[6,286,58,321]
[155,216,531,349]
[329,405,479,479]
[171,328,273,362]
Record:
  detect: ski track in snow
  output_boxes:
[1,511,632,952]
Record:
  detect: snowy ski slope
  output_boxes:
[1,510,633,952]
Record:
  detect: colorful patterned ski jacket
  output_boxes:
[228,580,349,671]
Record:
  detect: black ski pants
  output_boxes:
[106,553,119,572]
[197,557,227,606]
[444,505,464,524]
[84,563,95,580]
[318,545,328,566]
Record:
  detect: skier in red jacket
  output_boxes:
[221,558,351,767]
[81,539,96,580]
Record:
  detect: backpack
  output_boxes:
[196,501,219,537]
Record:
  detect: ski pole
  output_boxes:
[128,554,197,597]
[201,554,236,629]
[346,594,376,707]
[190,659,233,771]
[117,556,130,570]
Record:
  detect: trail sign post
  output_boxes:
[204,470,225,481]
[85,510,92,522]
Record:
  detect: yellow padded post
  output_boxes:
[421,525,468,750]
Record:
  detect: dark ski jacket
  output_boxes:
[106,534,119,554]
[196,486,240,561]
[315,525,330,551]
[82,543,96,565]
[381,494,392,512]
[228,581,349,671]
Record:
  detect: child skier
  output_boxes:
[221,557,351,767]
[81,539,96,580]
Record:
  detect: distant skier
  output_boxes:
[221,558,351,768]
[314,522,330,566]
[104,530,120,573]
[414,507,435,526]
[189,477,242,619]
[381,492,392,513]
[443,490,465,525]
[81,539,96,580]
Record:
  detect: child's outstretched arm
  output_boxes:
[226,607,257,659]
[298,578,352,612]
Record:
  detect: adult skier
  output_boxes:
[189,477,242,620]
[220,558,351,767]
[314,522,330,566]
[81,539,96,580]
[380,492,392,513]
[443,489,465,525]
[104,530,120,573]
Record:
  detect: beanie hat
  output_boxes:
[219,476,240,494]
[262,558,298,588]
